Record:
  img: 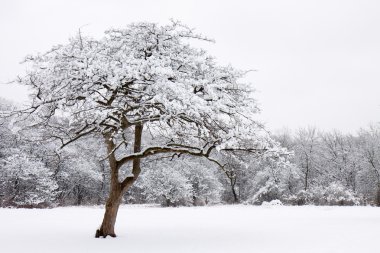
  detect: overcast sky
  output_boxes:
[0,0,379,133]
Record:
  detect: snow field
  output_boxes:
[1,205,379,253]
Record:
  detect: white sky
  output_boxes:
[0,0,379,133]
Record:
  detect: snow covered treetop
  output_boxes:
[17,21,269,151]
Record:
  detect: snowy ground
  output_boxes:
[1,205,379,253]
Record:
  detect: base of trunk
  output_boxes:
[95,190,123,238]
[95,229,116,238]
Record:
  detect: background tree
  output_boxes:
[293,127,320,191]
[136,157,223,206]
[319,131,361,192]
[356,126,380,205]
[0,152,58,207]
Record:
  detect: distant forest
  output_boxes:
[1,97,379,208]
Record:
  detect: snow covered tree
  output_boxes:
[182,159,223,205]
[356,125,380,205]
[0,98,18,158]
[293,127,321,191]
[9,21,276,237]
[319,131,361,191]
[136,157,223,206]
[53,140,106,206]
[0,99,59,208]
[137,165,193,207]
[245,152,301,205]
[0,151,58,207]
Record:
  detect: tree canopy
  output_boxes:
[17,21,267,151]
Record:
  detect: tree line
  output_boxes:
[1,96,379,208]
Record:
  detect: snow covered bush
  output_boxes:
[285,183,361,206]
[284,189,322,205]
[244,153,302,205]
[262,199,283,206]
[322,182,361,206]
[246,181,282,205]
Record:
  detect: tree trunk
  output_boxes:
[96,188,123,238]
[96,133,123,238]
[375,186,380,207]
[231,184,239,203]
[95,125,143,238]
[229,176,239,203]
[304,160,310,191]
